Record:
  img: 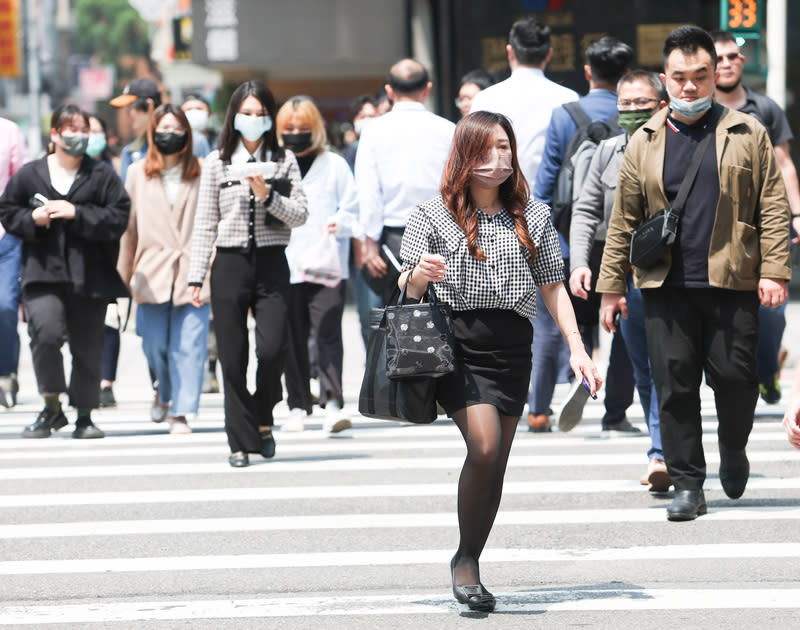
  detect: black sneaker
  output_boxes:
[759,378,781,405]
[22,407,68,438]
[73,419,105,439]
[99,386,117,408]
[601,418,643,435]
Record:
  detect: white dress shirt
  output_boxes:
[470,67,578,190]
[354,101,455,241]
[285,151,360,284]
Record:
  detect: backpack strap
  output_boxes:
[562,101,592,129]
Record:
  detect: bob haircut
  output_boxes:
[275,96,328,156]
[440,110,536,264]
[143,104,200,180]
[48,104,90,155]
[218,80,281,163]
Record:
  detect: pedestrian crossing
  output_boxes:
[1,379,799,627]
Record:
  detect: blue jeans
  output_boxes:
[0,234,21,376]
[349,255,382,350]
[136,302,210,416]
[619,274,662,459]
[528,290,570,415]
[757,301,786,383]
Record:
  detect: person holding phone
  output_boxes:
[399,111,600,612]
[188,81,308,467]
[0,104,130,439]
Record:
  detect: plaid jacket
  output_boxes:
[188,149,307,285]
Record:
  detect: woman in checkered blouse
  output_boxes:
[399,111,601,612]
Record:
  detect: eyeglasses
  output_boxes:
[617,97,658,108]
[716,52,742,63]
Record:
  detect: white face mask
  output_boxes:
[234,113,273,142]
[184,108,209,132]
[353,117,374,136]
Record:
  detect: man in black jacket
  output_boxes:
[0,104,130,439]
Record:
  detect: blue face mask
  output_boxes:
[234,113,272,142]
[86,133,107,158]
[666,84,712,119]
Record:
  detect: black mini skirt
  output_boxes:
[436,309,533,418]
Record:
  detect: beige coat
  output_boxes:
[117,160,210,305]
[597,106,791,295]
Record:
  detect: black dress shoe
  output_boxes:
[98,386,116,408]
[21,407,68,438]
[260,429,276,459]
[666,489,707,521]
[73,420,105,439]
[719,444,749,499]
[228,451,249,467]
[450,555,496,612]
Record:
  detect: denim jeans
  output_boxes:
[756,301,786,383]
[349,255,382,350]
[620,274,662,459]
[528,289,570,415]
[136,301,210,416]
[0,234,21,376]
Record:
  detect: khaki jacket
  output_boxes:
[117,160,210,305]
[596,106,791,295]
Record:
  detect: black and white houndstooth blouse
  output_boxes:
[400,195,564,318]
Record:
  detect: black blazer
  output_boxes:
[0,156,131,298]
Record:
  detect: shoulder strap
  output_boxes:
[671,132,714,215]
[563,101,591,129]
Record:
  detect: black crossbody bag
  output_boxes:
[629,131,714,269]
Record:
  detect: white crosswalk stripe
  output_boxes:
[1,372,799,627]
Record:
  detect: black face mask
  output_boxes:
[282,132,313,154]
[153,131,187,155]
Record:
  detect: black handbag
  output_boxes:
[385,282,455,379]
[629,131,714,269]
[358,306,438,424]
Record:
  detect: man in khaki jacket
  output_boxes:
[597,26,791,522]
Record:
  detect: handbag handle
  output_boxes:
[397,272,437,306]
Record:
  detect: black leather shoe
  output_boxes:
[666,489,707,521]
[228,451,249,467]
[450,555,496,612]
[719,444,749,499]
[21,407,68,438]
[73,420,105,439]
[260,429,276,459]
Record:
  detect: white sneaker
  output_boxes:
[282,408,306,432]
[323,402,352,434]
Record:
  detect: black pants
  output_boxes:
[23,283,107,409]
[285,281,346,412]
[642,287,759,490]
[211,247,289,453]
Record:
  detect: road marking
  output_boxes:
[2,588,800,623]
[1,475,799,508]
[1,544,799,576]
[2,449,799,480]
[2,506,799,539]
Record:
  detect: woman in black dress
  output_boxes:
[399,110,600,612]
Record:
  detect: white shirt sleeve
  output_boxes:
[354,125,385,241]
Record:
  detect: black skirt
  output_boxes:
[436,309,533,418]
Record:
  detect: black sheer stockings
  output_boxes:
[451,404,518,586]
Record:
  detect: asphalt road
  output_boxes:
[1,305,799,629]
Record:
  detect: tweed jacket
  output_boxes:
[117,161,208,306]
[187,148,307,285]
[597,106,791,295]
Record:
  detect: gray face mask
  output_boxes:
[61,133,89,157]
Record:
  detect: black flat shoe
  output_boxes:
[228,451,249,467]
[72,420,105,439]
[259,429,276,459]
[21,407,68,438]
[666,489,707,521]
[450,555,496,612]
[719,444,749,499]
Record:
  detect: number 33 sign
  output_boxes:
[725,0,760,31]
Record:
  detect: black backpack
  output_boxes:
[551,101,620,239]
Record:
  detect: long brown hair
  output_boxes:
[440,111,536,263]
[143,104,200,180]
